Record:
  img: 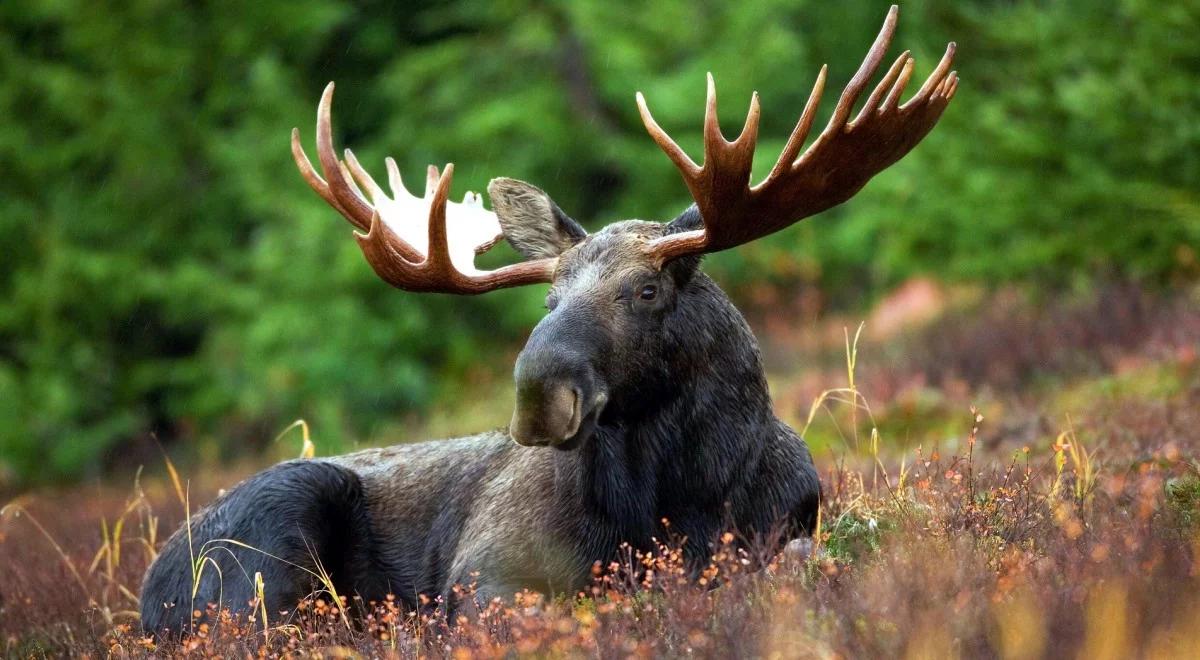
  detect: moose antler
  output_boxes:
[637,5,958,265]
[291,83,557,294]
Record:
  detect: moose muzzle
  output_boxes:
[510,367,610,448]
[509,325,608,449]
[509,380,583,446]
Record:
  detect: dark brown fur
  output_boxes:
[140,197,820,635]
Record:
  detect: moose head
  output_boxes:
[291,5,956,450]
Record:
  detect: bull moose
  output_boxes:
[141,6,957,634]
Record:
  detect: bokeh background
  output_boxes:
[1,0,1197,491]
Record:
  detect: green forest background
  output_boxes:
[1,0,1197,489]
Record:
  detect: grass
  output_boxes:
[1,282,1199,657]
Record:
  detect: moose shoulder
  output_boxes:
[140,5,957,635]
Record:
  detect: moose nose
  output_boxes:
[510,303,610,448]
[509,381,582,447]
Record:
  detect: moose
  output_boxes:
[141,6,956,634]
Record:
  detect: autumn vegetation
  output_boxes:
[3,282,1198,657]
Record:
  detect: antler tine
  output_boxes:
[424,164,454,272]
[822,3,898,136]
[385,157,404,199]
[855,50,910,125]
[703,76,760,229]
[425,165,440,197]
[903,42,957,110]
[739,91,762,146]
[933,75,950,98]
[880,56,916,112]
[702,73,738,146]
[636,92,701,177]
[290,127,352,219]
[703,73,761,164]
[355,210,421,285]
[315,83,375,232]
[343,148,387,204]
[766,65,827,183]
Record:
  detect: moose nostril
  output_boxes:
[550,385,583,441]
[509,382,583,446]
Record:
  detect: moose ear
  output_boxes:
[489,178,587,260]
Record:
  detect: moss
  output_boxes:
[1165,472,1200,534]
[821,511,895,563]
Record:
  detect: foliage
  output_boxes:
[1,0,1198,485]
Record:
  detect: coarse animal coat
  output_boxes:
[140,215,820,635]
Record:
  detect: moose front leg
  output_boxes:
[440,563,565,616]
[442,522,591,614]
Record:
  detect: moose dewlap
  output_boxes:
[140,5,956,635]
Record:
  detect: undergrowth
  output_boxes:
[2,315,1198,657]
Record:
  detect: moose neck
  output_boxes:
[565,272,777,535]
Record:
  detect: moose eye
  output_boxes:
[638,284,658,301]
